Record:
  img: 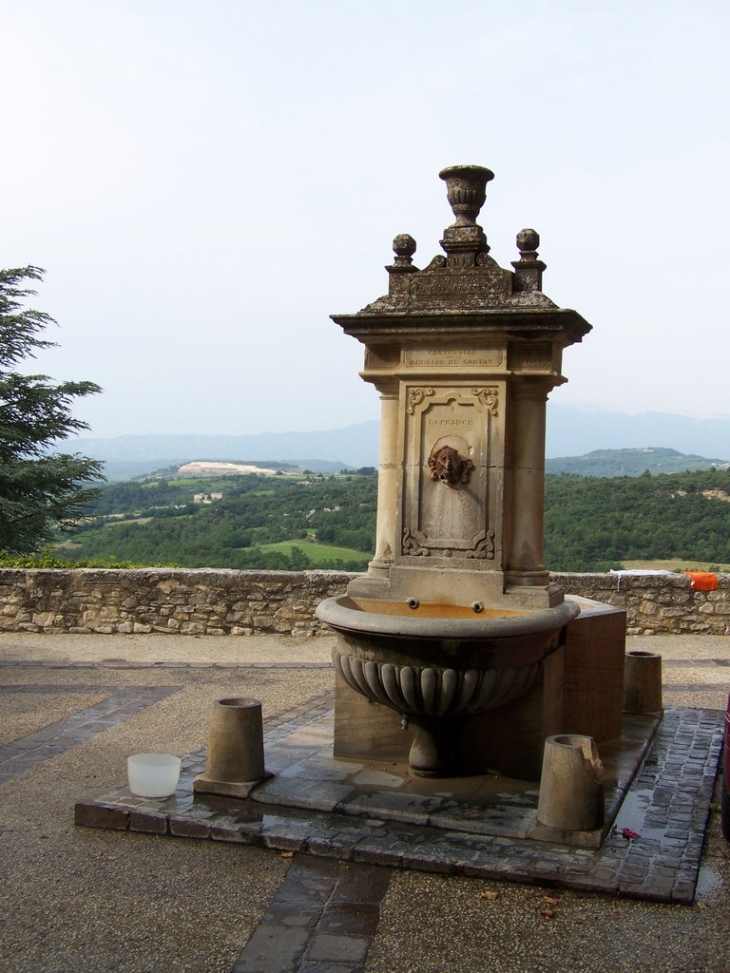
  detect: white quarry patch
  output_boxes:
[177,461,278,476]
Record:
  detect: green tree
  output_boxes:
[0,266,103,553]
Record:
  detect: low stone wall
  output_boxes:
[0,568,728,637]
[0,568,353,637]
[556,572,730,636]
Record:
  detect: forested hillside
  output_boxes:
[49,468,730,573]
[58,472,377,571]
[544,470,730,570]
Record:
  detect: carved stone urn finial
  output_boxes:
[516,228,540,261]
[439,165,495,227]
[392,233,417,267]
[512,228,546,292]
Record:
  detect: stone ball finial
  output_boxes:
[392,233,417,266]
[438,165,495,227]
[517,228,540,259]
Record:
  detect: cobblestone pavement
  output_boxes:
[75,692,723,905]
[1,632,729,973]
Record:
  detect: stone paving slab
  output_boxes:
[75,694,725,905]
[0,683,182,785]
[231,856,391,973]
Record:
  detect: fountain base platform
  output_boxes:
[75,694,724,903]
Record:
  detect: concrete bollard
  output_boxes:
[623,650,663,714]
[537,734,605,832]
[193,697,267,799]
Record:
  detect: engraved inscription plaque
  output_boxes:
[406,269,511,305]
[404,348,503,369]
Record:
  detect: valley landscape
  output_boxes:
[29,447,730,576]
[14,409,724,575]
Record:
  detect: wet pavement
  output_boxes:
[1,631,729,972]
[231,857,391,973]
[74,693,722,904]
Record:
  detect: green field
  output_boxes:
[258,539,370,568]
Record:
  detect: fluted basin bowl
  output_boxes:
[315,595,580,776]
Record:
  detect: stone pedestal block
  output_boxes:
[455,647,565,781]
[536,734,605,832]
[193,697,266,799]
[562,596,627,741]
[333,649,565,782]
[333,669,415,762]
[623,650,663,714]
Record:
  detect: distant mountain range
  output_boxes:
[546,404,730,458]
[73,407,730,480]
[546,447,730,477]
[73,422,381,479]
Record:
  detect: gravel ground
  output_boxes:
[0,662,331,973]
[0,632,336,666]
[0,632,728,973]
[368,847,730,973]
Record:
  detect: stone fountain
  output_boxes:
[317,165,627,780]
[79,166,719,891]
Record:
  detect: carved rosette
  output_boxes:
[407,387,434,414]
[471,387,499,414]
[463,530,495,560]
[334,650,541,717]
[402,527,430,556]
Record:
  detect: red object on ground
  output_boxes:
[683,572,719,591]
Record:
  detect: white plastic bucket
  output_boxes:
[127,753,181,798]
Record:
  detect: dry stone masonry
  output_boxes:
[0,569,350,637]
[0,568,728,636]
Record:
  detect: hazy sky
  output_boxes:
[3,0,728,439]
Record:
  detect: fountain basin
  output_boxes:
[316,595,580,776]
